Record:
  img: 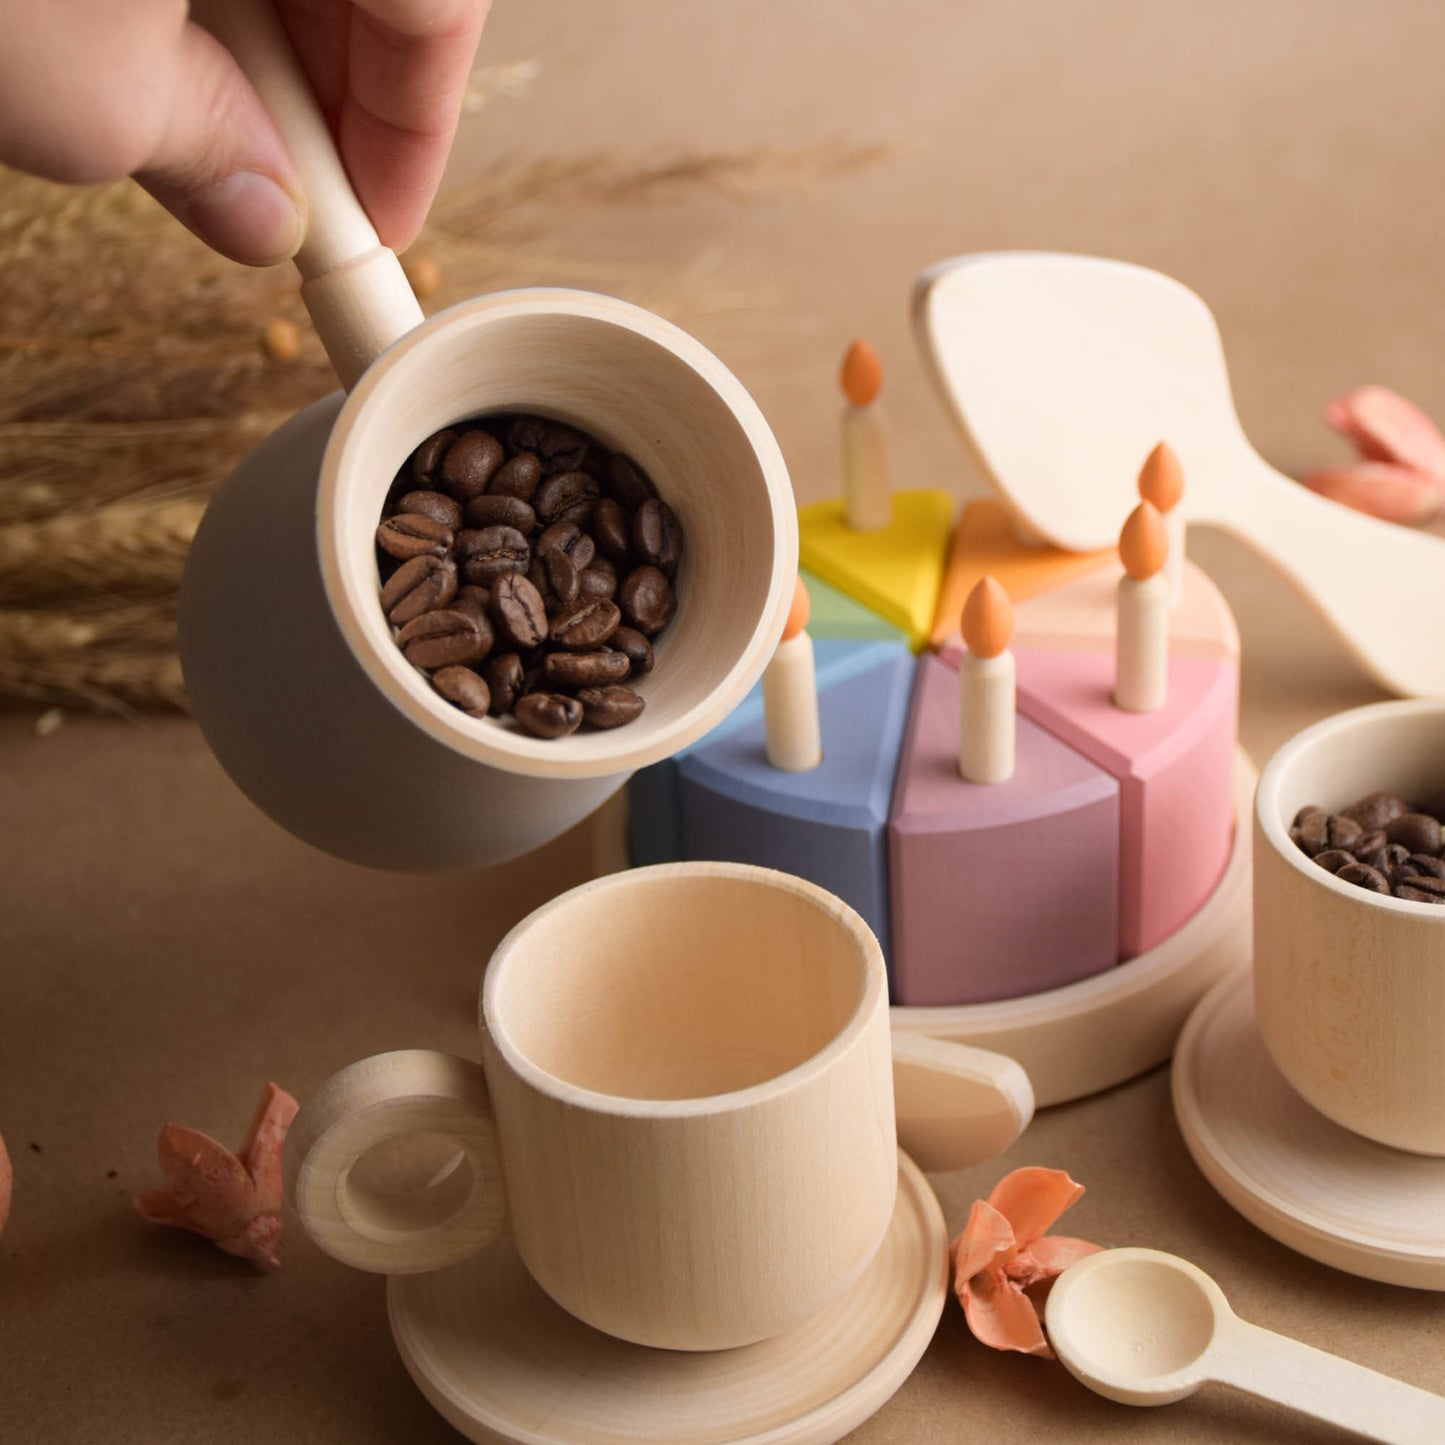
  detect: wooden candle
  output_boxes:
[1114,501,1170,713]
[763,577,823,771]
[1137,441,1185,605]
[958,576,1015,783]
[842,340,891,531]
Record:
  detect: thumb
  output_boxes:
[135,20,306,267]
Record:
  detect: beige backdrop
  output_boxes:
[3,2,1443,1441]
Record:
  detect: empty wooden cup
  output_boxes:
[1254,700,1445,1154]
[286,863,1032,1350]
[178,2,797,869]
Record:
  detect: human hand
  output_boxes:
[0,0,490,266]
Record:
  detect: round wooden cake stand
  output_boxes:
[891,745,1256,1107]
[387,1151,949,1445]
[1172,969,1445,1290]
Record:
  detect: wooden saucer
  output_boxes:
[891,746,1255,1107]
[1173,970,1445,1290]
[387,1151,949,1445]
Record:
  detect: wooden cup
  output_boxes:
[1254,700,1445,1154]
[286,863,1031,1351]
[181,291,797,869]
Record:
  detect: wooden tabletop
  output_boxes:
[4,2,1445,1440]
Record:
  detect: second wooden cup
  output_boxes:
[286,863,1031,1350]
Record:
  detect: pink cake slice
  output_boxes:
[937,559,1239,667]
[888,654,1120,1006]
[1014,648,1237,958]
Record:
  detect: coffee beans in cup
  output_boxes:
[1290,791,1445,902]
[376,414,680,738]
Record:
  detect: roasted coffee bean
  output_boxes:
[395,490,463,529]
[1312,849,1356,875]
[1419,792,1445,824]
[591,497,633,565]
[1324,815,1364,853]
[544,649,630,688]
[550,597,621,651]
[533,470,600,528]
[619,564,676,636]
[577,565,617,601]
[1351,829,1388,860]
[535,520,596,569]
[484,653,524,715]
[508,417,588,472]
[610,626,653,676]
[456,525,531,586]
[409,427,457,484]
[1289,807,1329,857]
[490,572,549,649]
[432,666,491,718]
[377,512,452,561]
[632,497,683,574]
[578,683,645,729]
[1336,861,1392,894]
[398,608,491,669]
[1366,843,1413,876]
[542,547,580,608]
[604,452,656,511]
[514,691,583,738]
[1385,812,1442,856]
[1398,853,1445,881]
[464,493,537,534]
[1342,791,1410,831]
[1396,875,1445,903]
[454,585,491,622]
[383,555,458,625]
[488,452,542,502]
[440,430,505,501]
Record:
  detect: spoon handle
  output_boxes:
[193,0,424,387]
[1204,445,1445,698]
[1215,1317,1445,1445]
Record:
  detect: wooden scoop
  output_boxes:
[915,252,1445,697]
[1045,1247,1445,1443]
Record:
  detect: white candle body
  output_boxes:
[843,403,891,532]
[1162,506,1185,605]
[763,632,823,771]
[1115,572,1170,712]
[958,650,1016,784]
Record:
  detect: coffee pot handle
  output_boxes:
[285,1050,508,1273]
[192,0,425,388]
[890,1033,1035,1174]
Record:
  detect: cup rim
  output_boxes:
[480,862,888,1118]
[317,287,797,780]
[1255,697,1445,917]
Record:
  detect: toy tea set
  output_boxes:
[177,5,1445,1441]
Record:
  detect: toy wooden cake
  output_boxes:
[625,346,1251,1105]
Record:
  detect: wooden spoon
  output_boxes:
[1045,1247,1445,1443]
[914,252,1445,697]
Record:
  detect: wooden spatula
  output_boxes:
[914,251,1445,697]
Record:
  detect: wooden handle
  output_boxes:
[1215,1318,1445,1445]
[193,0,424,386]
[1205,448,1445,699]
[284,1050,508,1274]
[890,1032,1034,1173]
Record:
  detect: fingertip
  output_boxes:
[180,170,306,266]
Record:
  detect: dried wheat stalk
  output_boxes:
[0,134,883,711]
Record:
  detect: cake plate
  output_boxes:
[387,1151,949,1445]
[890,746,1255,1107]
[1172,969,1445,1290]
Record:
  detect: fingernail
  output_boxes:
[186,171,304,266]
